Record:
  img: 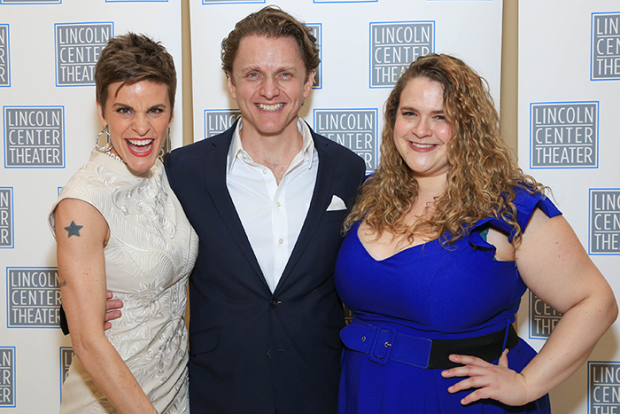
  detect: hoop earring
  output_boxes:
[95,126,113,152]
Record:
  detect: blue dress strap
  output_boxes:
[469,186,562,248]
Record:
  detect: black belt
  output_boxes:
[341,321,519,369]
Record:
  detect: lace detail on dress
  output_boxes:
[54,149,197,414]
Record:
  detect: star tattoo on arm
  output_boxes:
[64,221,83,238]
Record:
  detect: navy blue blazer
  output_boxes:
[164,122,366,414]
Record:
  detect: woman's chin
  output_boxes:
[125,156,158,174]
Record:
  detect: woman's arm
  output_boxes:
[55,198,157,414]
[443,208,618,405]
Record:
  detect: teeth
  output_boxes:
[257,103,284,112]
[127,139,153,146]
[411,142,435,149]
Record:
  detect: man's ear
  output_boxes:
[226,73,237,99]
[303,70,315,98]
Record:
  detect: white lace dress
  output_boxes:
[49,149,198,414]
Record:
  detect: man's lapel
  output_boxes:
[202,126,269,291]
[274,132,335,294]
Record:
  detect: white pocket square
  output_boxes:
[327,195,347,211]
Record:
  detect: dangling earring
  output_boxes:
[158,127,171,161]
[95,126,113,152]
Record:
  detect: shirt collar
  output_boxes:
[227,117,315,173]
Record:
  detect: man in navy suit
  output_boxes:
[96,6,365,413]
[166,7,365,414]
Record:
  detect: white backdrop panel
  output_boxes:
[0,0,182,412]
[518,1,620,413]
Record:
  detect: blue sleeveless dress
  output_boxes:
[335,188,559,413]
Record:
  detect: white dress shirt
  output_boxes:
[226,118,319,292]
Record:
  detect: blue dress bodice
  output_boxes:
[335,187,560,413]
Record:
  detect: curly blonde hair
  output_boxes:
[344,54,545,245]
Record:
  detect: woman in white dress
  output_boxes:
[49,33,198,413]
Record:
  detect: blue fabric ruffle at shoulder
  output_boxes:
[512,186,562,231]
[468,186,562,249]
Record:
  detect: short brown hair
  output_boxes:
[221,6,320,78]
[95,33,176,115]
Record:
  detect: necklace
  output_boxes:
[97,148,125,164]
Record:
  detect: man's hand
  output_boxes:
[104,290,123,330]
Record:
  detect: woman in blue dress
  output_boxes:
[335,54,617,413]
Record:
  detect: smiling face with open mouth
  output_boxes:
[227,35,314,141]
[97,80,173,173]
[393,77,453,180]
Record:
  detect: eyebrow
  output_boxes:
[112,102,167,108]
[111,103,168,110]
[400,105,444,114]
[277,66,299,72]
[112,103,132,109]
[237,65,300,73]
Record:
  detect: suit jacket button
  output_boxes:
[270,299,279,307]
[266,349,272,358]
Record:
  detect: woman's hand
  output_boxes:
[441,349,530,406]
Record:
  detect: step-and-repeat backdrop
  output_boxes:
[4,0,619,412]
[189,0,503,172]
[0,0,502,411]
[517,1,620,413]
[0,0,183,412]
